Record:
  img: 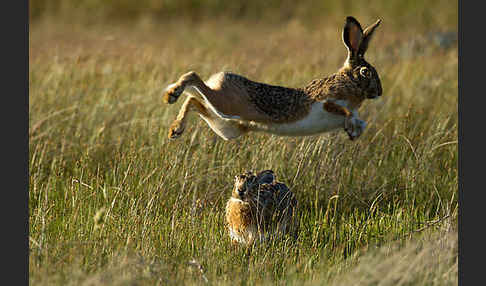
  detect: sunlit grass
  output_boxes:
[29,3,457,284]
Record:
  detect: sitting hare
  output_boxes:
[163,16,382,141]
[225,170,298,245]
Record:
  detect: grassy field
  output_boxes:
[29,1,458,285]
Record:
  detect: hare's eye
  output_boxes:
[360,67,370,77]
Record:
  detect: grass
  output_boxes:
[29,2,458,285]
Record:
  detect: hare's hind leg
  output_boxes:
[168,96,210,139]
[164,71,242,121]
[168,96,248,140]
[163,71,202,104]
[167,96,249,140]
[164,71,224,108]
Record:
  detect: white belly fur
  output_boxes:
[200,101,346,139]
[253,102,346,136]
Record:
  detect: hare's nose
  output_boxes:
[376,85,383,97]
[371,81,382,97]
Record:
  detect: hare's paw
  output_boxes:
[168,120,185,139]
[344,117,367,140]
[163,83,184,104]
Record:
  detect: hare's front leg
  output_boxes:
[168,96,209,139]
[323,101,366,140]
[344,112,367,141]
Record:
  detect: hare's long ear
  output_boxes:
[342,16,364,59]
[256,170,275,184]
[358,19,382,57]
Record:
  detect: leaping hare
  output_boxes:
[225,170,298,245]
[163,16,382,141]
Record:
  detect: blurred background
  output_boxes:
[30,0,457,29]
[29,0,458,92]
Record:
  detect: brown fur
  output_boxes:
[225,200,253,235]
[323,100,352,117]
[217,73,314,123]
[225,170,298,244]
